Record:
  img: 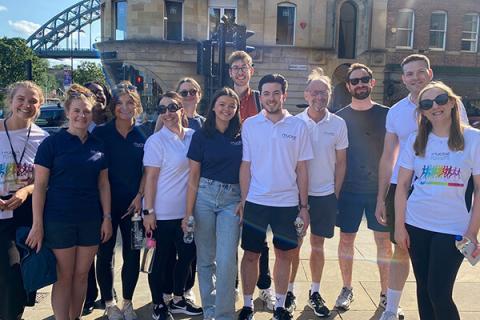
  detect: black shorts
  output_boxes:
[241,201,297,252]
[385,184,397,243]
[44,219,102,249]
[309,194,337,238]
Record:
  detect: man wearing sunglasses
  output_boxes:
[375,54,469,320]
[335,63,392,312]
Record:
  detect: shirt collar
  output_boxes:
[258,109,292,124]
[300,107,331,124]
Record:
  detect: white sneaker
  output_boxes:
[379,310,398,320]
[106,304,124,320]
[335,287,354,310]
[259,288,275,311]
[184,288,196,304]
[122,301,137,320]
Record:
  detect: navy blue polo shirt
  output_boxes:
[35,129,108,223]
[93,120,145,214]
[188,115,205,131]
[187,129,242,184]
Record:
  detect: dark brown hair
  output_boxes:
[158,91,188,128]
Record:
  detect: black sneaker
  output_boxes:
[238,306,255,320]
[82,301,94,315]
[272,307,292,320]
[152,304,173,320]
[169,297,203,316]
[308,291,331,317]
[284,291,296,313]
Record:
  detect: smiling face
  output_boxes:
[304,79,331,113]
[213,95,238,124]
[9,86,42,121]
[229,58,254,87]
[66,98,93,131]
[159,96,184,129]
[346,68,374,100]
[419,87,454,124]
[260,82,286,115]
[402,60,433,97]
[114,93,137,121]
[178,81,200,111]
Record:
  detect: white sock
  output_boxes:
[105,300,116,308]
[275,293,286,309]
[243,295,253,308]
[310,282,320,294]
[287,282,294,293]
[385,289,402,313]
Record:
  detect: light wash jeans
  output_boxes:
[194,177,241,320]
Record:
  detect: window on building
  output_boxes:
[396,9,414,48]
[338,1,356,59]
[208,0,237,40]
[429,11,447,50]
[462,13,479,52]
[165,1,183,40]
[276,3,296,45]
[114,0,127,40]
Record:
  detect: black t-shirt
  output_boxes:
[336,104,388,193]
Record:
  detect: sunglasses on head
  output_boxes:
[114,84,137,92]
[70,91,94,98]
[348,76,371,85]
[158,103,182,114]
[418,93,449,110]
[179,89,198,97]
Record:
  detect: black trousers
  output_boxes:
[406,224,464,320]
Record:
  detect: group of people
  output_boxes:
[0,50,479,320]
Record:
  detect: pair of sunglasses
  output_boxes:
[158,103,182,114]
[418,93,449,110]
[70,91,94,98]
[114,84,137,92]
[348,76,371,85]
[179,89,198,97]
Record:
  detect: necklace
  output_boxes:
[4,117,32,176]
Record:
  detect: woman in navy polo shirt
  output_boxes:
[27,84,112,320]
[92,82,145,320]
[184,87,242,320]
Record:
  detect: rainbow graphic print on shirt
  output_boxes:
[418,164,464,187]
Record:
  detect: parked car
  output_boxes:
[36,103,67,134]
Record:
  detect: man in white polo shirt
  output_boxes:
[238,74,313,320]
[287,69,347,318]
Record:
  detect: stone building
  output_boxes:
[96,0,480,112]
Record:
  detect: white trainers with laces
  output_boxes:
[335,287,354,310]
[259,288,276,311]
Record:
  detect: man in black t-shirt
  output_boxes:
[334,63,392,312]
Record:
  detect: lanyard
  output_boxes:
[4,118,32,173]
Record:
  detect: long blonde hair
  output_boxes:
[414,81,465,156]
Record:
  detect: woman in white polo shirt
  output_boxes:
[143,91,203,320]
[395,81,480,320]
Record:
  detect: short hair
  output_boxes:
[157,91,188,128]
[175,77,202,98]
[64,84,96,111]
[5,81,45,113]
[110,81,143,117]
[346,63,373,81]
[227,50,253,66]
[258,73,288,94]
[401,54,431,71]
[84,81,112,106]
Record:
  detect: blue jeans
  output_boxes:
[195,178,241,320]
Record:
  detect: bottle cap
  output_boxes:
[455,235,463,241]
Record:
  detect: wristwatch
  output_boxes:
[142,208,154,216]
[298,203,310,210]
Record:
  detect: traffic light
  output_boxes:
[232,24,255,52]
[135,75,144,92]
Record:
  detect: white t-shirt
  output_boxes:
[0,123,49,219]
[296,108,348,196]
[387,95,469,184]
[143,126,194,220]
[399,127,480,235]
[242,110,314,207]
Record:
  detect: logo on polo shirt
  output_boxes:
[323,131,335,136]
[230,140,242,146]
[89,151,104,161]
[133,142,144,148]
[281,133,297,141]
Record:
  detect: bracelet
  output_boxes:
[103,213,112,220]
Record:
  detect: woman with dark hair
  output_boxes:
[0,81,49,320]
[143,91,203,320]
[92,82,145,320]
[184,87,242,320]
[27,84,112,320]
[395,81,480,320]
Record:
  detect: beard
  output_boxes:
[351,87,371,100]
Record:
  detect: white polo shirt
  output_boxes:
[242,110,314,207]
[143,126,194,220]
[387,95,470,184]
[296,108,348,196]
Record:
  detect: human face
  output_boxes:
[114,94,137,121]
[229,59,254,87]
[402,60,433,97]
[178,82,200,110]
[304,80,331,112]
[260,82,286,115]
[87,83,107,106]
[10,87,41,121]
[66,98,93,131]
[213,95,238,124]
[419,88,454,124]
[159,97,183,129]
[346,68,374,100]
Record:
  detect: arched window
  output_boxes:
[276,3,296,45]
[338,1,357,59]
[462,13,479,52]
[396,9,414,48]
[429,11,447,50]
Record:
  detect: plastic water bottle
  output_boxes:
[131,212,144,250]
[140,232,156,273]
[183,216,195,244]
[455,235,480,266]
[294,216,305,238]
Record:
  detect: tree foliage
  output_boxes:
[73,61,105,85]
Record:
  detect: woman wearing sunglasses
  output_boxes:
[184,87,242,320]
[91,81,145,320]
[395,81,480,320]
[27,84,112,320]
[176,77,205,131]
[143,91,203,320]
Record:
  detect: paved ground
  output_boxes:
[24,220,480,320]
